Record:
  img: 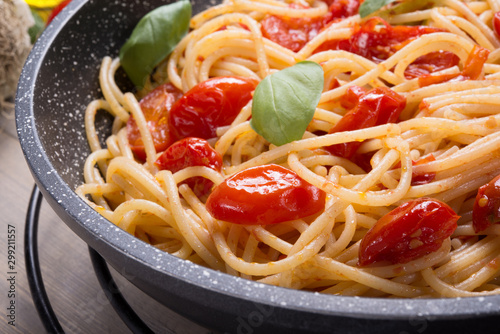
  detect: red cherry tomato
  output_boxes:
[260,1,360,52]
[358,198,459,266]
[405,51,461,79]
[206,164,326,225]
[327,0,361,20]
[314,18,459,78]
[418,45,490,87]
[340,85,366,110]
[473,174,500,233]
[410,154,437,186]
[326,86,406,159]
[168,76,258,141]
[156,137,222,196]
[392,154,437,186]
[260,4,325,52]
[127,83,183,161]
[493,12,500,38]
[47,0,72,24]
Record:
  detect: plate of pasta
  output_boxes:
[16,0,500,332]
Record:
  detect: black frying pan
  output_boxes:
[15,0,500,332]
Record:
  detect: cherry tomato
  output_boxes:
[168,76,258,141]
[206,164,326,225]
[260,4,325,52]
[156,137,222,196]
[47,0,72,24]
[338,18,448,62]
[358,198,459,266]
[340,85,366,110]
[327,0,360,20]
[127,83,183,161]
[405,51,460,79]
[411,154,436,186]
[473,174,500,233]
[326,86,406,159]
[392,154,436,186]
[260,1,359,52]
[493,12,500,38]
[314,18,459,78]
[418,45,490,87]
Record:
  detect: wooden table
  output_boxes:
[1,112,211,333]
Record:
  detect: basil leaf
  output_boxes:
[119,0,191,88]
[359,0,397,18]
[250,61,324,146]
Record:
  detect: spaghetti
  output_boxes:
[77,0,500,298]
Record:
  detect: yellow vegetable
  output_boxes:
[25,0,64,8]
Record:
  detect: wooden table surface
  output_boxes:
[1,112,211,333]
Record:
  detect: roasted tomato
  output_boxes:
[473,174,500,233]
[326,86,406,159]
[168,76,258,141]
[260,6,324,52]
[314,18,459,79]
[206,164,326,225]
[340,85,366,110]
[260,1,359,52]
[392,154,436,186]
[156,137,222,196]
[410,154,436,186]
[327,0,360,20]
[127,83,183,161]
[418,45,490,87]
[358,198,459,266]
[493,12,500,38]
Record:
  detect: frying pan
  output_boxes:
[15,0,500,332]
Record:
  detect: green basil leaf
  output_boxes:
[119,0,191,88]
[359,0,397,18]
[250,61,324,146]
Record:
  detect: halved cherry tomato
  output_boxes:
[473,174,500,233]
[327,0,361,20]
[493,12,500,38]
[418,45,490,87]
[405,51,460,79]
[358,198,459,266]
[260,1,359,52]
[206,164,326,225]
[127,83,183,161]
[392,154,436,186]
[168,76,258,141]
[411,154,436,186]
[340,85,366,110]
[326,86,406,159]
[260,4,324,52]
[156,137,222,196]
[314,18,459,79]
